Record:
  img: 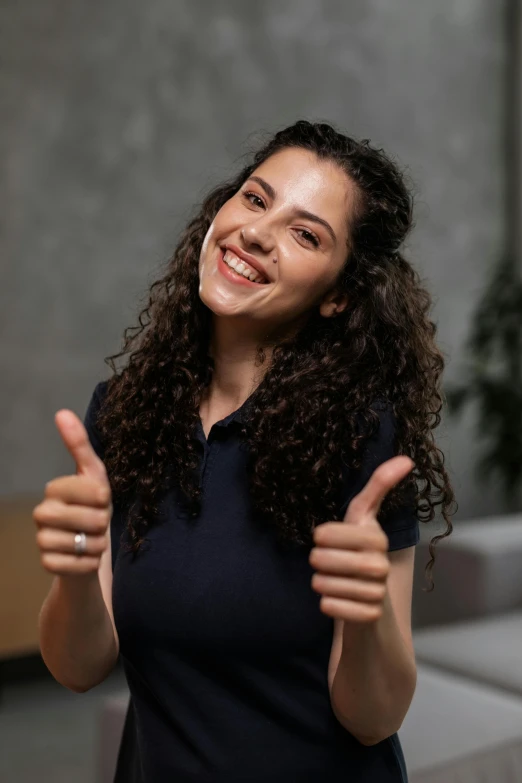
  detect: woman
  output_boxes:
[36,120,455,782]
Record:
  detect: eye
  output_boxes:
[242,190,265,209]
[296,229,320,248]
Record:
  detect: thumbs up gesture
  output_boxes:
[32,410,113,577]
[309,456,414,624]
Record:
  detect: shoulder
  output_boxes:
[369,399,420,550]
[84,379,110,429]
[341,398,398,500]
[83,380,110,460]
[342,399,420,551]
[359,398,399,468]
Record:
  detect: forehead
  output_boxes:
[251,147,355,229]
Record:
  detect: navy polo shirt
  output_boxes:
[84,380,419,783]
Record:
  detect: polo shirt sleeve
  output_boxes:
[338,403,420,552]
[83,380,108,462]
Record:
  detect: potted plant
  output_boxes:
[445,254,522,512]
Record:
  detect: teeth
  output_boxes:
[223,250,267,284]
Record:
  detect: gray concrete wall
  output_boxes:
[1,0,508,523]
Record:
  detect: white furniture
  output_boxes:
[413,609,522,696]
[412,514,522,628]
[401,664,522,783]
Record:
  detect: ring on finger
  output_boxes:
[74,532,87,556]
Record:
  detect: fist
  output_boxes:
[310,455,414,624]
[32,409,112,577]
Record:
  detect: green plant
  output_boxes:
[445,254,522,511]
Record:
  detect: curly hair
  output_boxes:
[95,119,456,591]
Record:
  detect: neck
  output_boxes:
[203,317,273,409]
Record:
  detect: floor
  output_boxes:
[0,657,128,783]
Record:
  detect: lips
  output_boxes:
[217,250,267,288]
[221,243,272,283]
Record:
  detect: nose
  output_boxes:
[240,221,276,255]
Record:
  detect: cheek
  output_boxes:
[279,251,339,309]
[199,226,214,270]
[213,200,241,231]
[282,250,328,290]
[201,205,239,260]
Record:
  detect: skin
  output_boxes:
[198,147,353,410]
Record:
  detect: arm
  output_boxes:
[329,546,417,745]
[39,539,119,693]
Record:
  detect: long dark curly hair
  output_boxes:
[95,120,456,591]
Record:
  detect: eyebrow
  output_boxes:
[247,175,337,244]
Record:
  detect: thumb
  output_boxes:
[55,409,107,480]
[343,455,414,526]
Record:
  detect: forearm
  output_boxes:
[330,591,417,745]
[39,573,119,693]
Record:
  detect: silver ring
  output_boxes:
[74,532,87,556]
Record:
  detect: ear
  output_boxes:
[319,290,349,319]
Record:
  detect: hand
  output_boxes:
[32,409,112,577]
[309,455,414,624]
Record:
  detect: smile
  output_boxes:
[221,249,270,284]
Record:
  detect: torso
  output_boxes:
[86,379,416,782]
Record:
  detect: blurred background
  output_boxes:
[1,1,521,782]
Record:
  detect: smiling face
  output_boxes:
[198,147,356,337]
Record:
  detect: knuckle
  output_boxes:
[96,485,111,505]
[367,605,383,622]
[375,560,389,579]
[33,500,59,525]
[371,583,387,601]
[93,535,107,554]
[374,531,389,551]
[365,555,389,579]
[35,501,62,527]
[36,528,50,548]
[44,479,61,498]
[308,547,319,565]
[92,509,109,533]
[32,503,46,523]
[311,573,323,589]
[77,556,99,573]
[40,553,55,571]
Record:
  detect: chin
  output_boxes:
[198,285,240,317]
